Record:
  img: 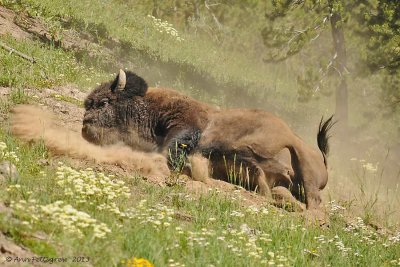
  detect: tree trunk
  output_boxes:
[329,0,348,133]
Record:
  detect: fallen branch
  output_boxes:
[205,1,222,30]
[0,40,36,63]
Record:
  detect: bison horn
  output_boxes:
[116,69,126,90]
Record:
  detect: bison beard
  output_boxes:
[82,69,335,213]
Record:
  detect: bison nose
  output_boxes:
[82,113,95,124]
[83,117,93,124]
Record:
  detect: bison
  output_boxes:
[82,70,334,211]
[82,69,216,152]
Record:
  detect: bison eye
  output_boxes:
[84,99,94,110]
[99,98,110,107]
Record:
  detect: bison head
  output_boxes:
[82,70,155,151]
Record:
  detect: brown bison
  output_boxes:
[82,69,216,152]
[82,70,334,210]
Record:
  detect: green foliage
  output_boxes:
[262,0,338,103]
[262,0,330,62]
[365,1,400,106]
[1,0,295,107]
[365,0,400,72]
[0,214,58,257]
[262,0,400,118]
[168,143,187,174]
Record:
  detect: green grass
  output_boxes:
[0,127,399,266]
[2,134,398,265]
[49,93,83,107]
[0,34,108,91]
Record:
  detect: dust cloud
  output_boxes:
[10,105,170,178]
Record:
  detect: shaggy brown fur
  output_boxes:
[82,71,216,153]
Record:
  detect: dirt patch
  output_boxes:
[185,179,269,207]
[0,231,41,267]
[0,6,114,62]
[0,7,31,40]
[26,86,86,126]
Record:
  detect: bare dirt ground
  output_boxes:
[0,5,114,56]
[0,7,32,40]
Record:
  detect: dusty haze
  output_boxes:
[10,105,170,178]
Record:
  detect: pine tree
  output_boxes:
[262,0,400,129]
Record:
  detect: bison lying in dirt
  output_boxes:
[82,69,216,153]
[82,70,334,211]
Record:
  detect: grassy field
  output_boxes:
[0,1,399,266]
[0,127,399,266]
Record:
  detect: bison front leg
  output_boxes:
[187,153,210,183]
[271,186,306,212]
[254,167,270,196]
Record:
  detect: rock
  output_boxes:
[37,159,49,166]
[240,223,260,236]
[0,161,19,183]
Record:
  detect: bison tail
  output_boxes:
[317,115,336,164]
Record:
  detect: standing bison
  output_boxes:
[82,70,334,211]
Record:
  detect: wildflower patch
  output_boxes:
[147,15,184,42]
[130,200,175,230]
[11,199,111,239]
[54,163,131,215]
[0,141,20,163]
